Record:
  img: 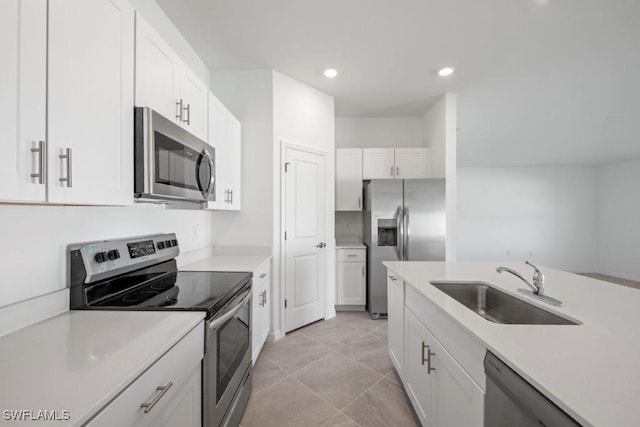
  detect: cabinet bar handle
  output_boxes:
[230,189,233,204]
[347,254,357,258]
[427,348,436,374]
[30,140,46,184]
[59,148,72,188]
[358,197,361,208]
[362,265,365,277]
[176,99,183,121]
[140,382,173,413]
[396,166,399,176]
[388,275,396,281]
[421,342,428,365]
[259,273,267,278]
[390,166,393,176]
[183,103,191,125]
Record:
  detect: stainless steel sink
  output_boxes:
[430,281,579,325]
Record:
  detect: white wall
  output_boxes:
[457,166,598,272]
[596,158,640,281]
[272,70,336,334]
[335,117,424,148]
[423,93,458,260]
[0,203,212,336]
[129,0,210,83]
[209,70,274,247]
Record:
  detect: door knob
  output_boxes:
[315,242,326,248]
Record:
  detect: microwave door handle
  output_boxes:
[203,148,215,199]
[195,149,214,200]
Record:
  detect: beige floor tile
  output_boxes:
[252,355,289,393]
[294,352,383,410]
[299,317,344,335]
[342,378,419,427]
[240,377,338,427]
[321,412,360,427]
[370,323,388,341]
[336,312,383,332]
[338,333,393,375]
[384,369,402,386]
[303,321,368,349]
[261,333,333,373]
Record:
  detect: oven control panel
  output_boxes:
[74,233,180,283]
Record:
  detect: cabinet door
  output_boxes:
[387,273,404,378]
[337,261,366,305]
[226,114,242,210]
[153,366,202,427]
[48,0,134,205]
[179,67,208,142]
[395,148,430,178]
[251,261,271,364]
[431,333,484,427]
[0,0,47,202]
[404,308,434,426]
[336,149,363,211]
[206,93,228,210]
[135,13,181,124]
[362,148,395,179]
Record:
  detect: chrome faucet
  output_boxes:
[497,261,544,295]
[496,261,564,307]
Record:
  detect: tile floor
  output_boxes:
[240,312,419,427]
[580,273,640,290]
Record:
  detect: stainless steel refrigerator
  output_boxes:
[364,179,446,319]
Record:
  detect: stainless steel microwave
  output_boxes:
[134,107,215,203]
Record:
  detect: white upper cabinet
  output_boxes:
[135,13,208,142]
[47,0,134,205]
[135,14,181,124]
[204,91,241,211]
[362,148,430,180]
[0,0,47,202]
[336,148,363,211]
[362,148,395,179]
[179,67,208,142]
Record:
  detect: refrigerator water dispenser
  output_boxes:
[377,219,397,246]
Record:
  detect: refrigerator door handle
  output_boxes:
[394,204,403,261]
[403,205,410,260]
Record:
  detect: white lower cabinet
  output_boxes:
[87,322,204,427]
[387,268,485,427]
[387,274,405,378]
[252,260,271,364]
[336,248,366,307]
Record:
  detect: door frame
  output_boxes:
[279,141,329,334]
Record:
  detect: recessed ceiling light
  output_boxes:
[438,66,455,77]
[323,68,338,78]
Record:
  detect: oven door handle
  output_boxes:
[208,292,250,331]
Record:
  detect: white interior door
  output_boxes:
[284,146,326,333]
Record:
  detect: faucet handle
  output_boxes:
[525,261,544,283]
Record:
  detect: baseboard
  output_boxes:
[335,305,366,312]
[268,329,284,342]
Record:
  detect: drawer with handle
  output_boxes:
[86,321,204,427]
[338,248,366,262]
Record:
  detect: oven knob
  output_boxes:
[157,241,165,249]
[107,249,120,260]
[94,252,107,263]
[171,239,178,247]
[164,240,172,248]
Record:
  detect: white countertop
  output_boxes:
[336,241,366,249]
[0,310,204,426]
[181,254,272,272]
[383,261,640,427]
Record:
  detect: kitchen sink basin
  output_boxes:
[429,281,579,325]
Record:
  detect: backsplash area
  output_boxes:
[0,203,213,336]
[335,211,363,242]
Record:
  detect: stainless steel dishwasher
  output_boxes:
[484,352,581,427]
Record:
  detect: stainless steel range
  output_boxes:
[68,233,251,427]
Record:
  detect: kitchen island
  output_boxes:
[384,261,640,427]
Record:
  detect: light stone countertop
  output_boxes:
[0,310,205,426]
[336,241,367,249]
[383,261,640,427]
[181,254,272,273]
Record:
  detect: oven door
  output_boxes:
[204,287,251,427]
[135,107,215,202]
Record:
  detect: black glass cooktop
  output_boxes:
[83,261,251,316]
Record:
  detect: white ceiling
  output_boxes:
[156,0,640,166]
